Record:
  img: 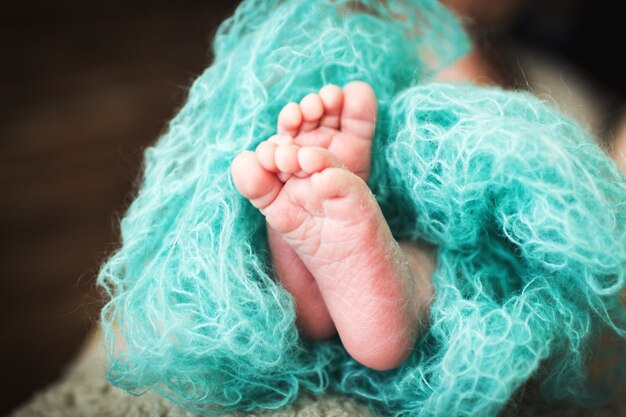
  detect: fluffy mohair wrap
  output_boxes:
[98,0,626,416]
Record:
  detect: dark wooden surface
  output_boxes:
[0,3,237,414]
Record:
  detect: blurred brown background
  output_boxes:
[0,0,624,415]
[0,2,238,413]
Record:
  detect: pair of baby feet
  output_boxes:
[231,82,424,370]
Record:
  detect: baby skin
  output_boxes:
[231,82,434,370]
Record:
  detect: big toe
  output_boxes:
[231,151,282,210]
[340,81,377,139]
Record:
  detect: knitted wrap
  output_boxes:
[98,1,626,415]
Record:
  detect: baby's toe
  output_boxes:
[277,102,303,136]
[275,143,301,174]
[257,135,296,173]
[319,84,343,129]
[340,81,377,139]
[255,140,278,172]
[297,146,343,174]
[231,151,282,210]
[299,93,324,131]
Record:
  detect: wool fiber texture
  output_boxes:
[98,0,626,416]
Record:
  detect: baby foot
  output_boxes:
[277,81,377,181]
[265,82,378,340]
[232,139,420,370]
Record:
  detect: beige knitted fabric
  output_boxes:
[11,330,375,417]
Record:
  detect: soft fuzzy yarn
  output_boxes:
[97,0,626,416]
